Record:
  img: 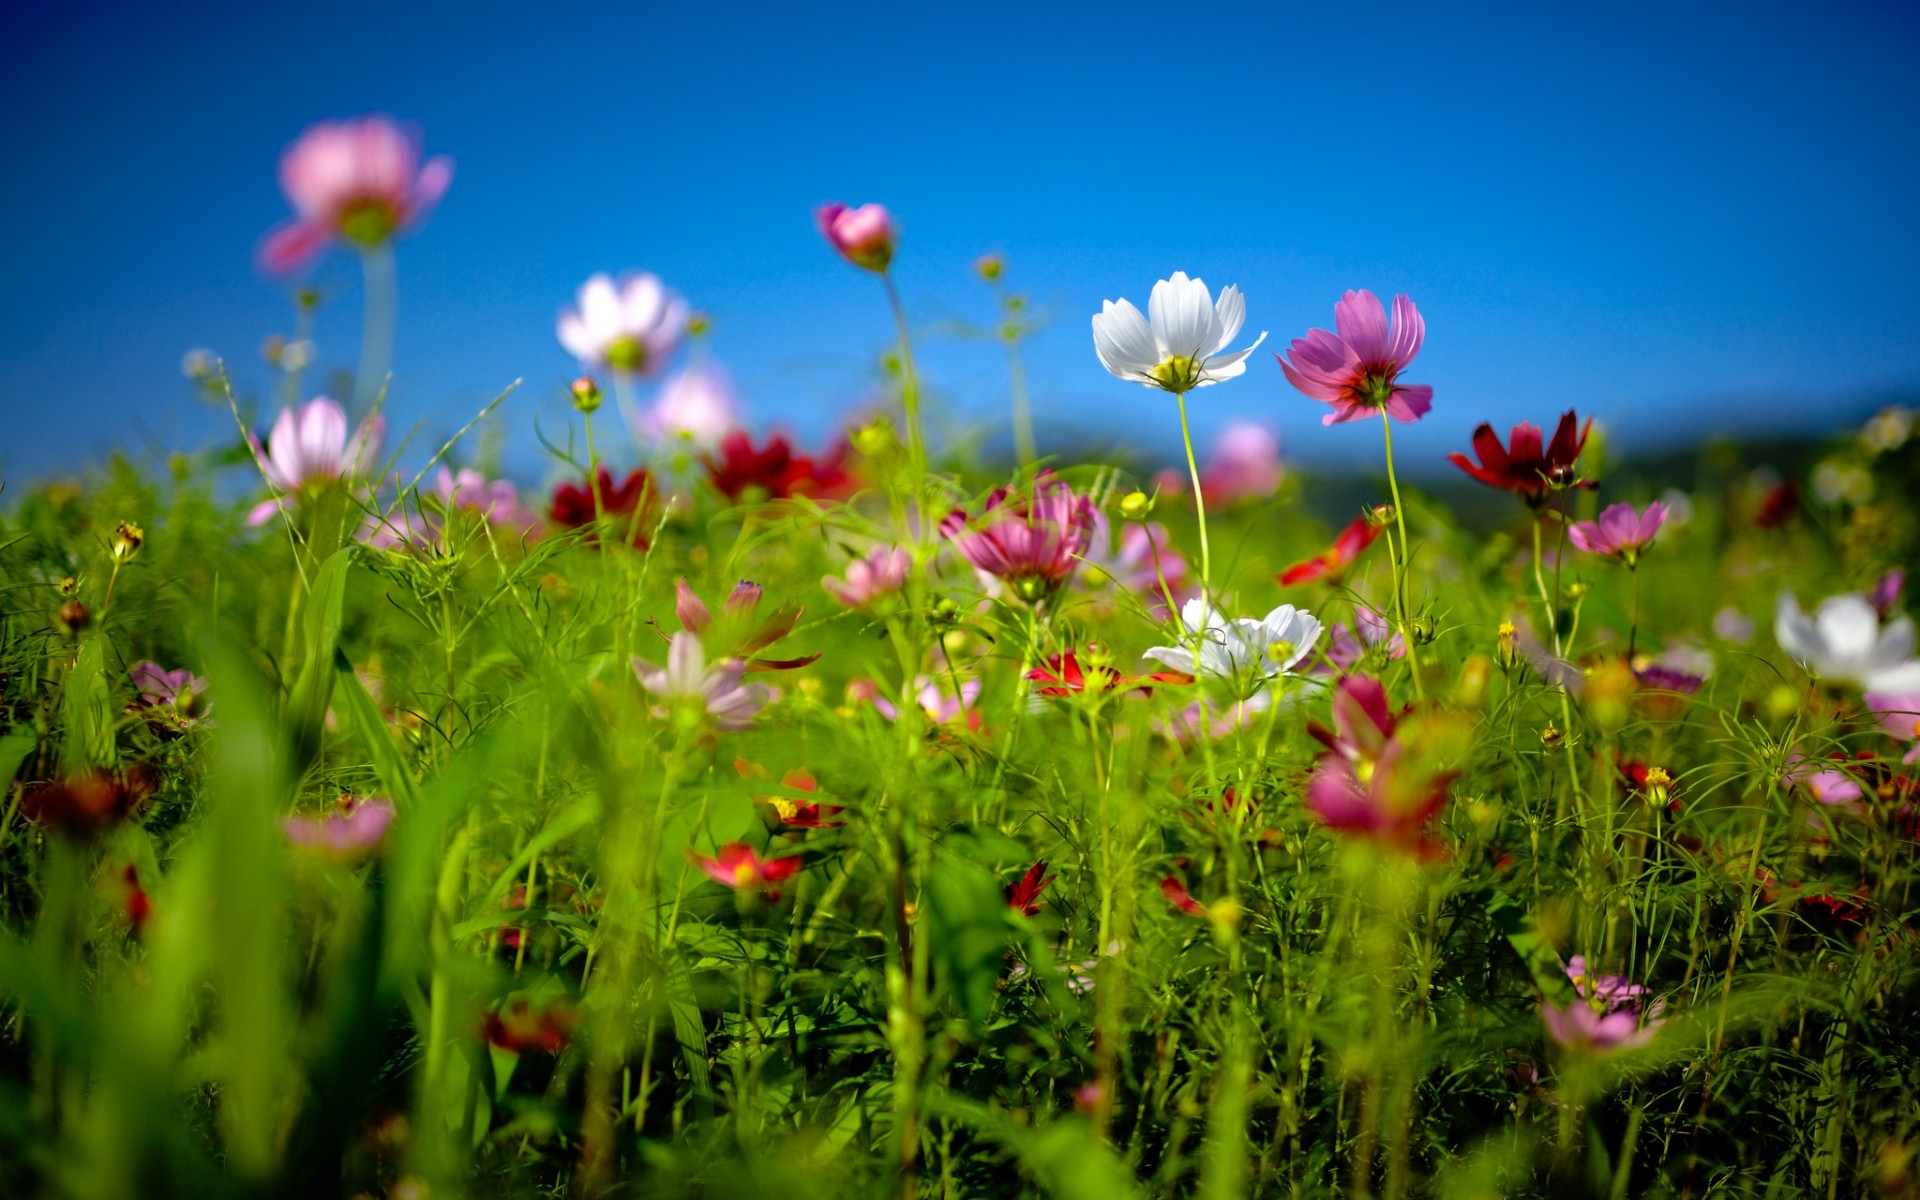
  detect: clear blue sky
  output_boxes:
[2,0,1916,483]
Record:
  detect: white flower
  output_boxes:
[1144,598,1321,682]
[640,362,739,449]
[1775,592,1920,692]
[1091,272,1266,393]
[631,632,773,731]
[557,272,688,375]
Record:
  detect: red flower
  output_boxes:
[1277,515,1381,587]
[548,467,655,546]
[1446,410,1592,506]
[1755,480,1801,530]
[1005,861,1054,917]
[1026,650,1180,697]
[703,431,853,501]
[481,997,576,1054]
[689,842,803,895]
[22,767,156,836]
[1159,876,1207,917]
[736,759,846,828]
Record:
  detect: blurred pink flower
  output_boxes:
[1565,956,1652,1010]
[941,473,1096,604]
[823,545,912,609]
[361,467,540,549]
[1078,512,1190,615]
[1872,570,1906,619]
[248,396,384,525]
[1784,753,1865,807]
[1324,606,1406,671]
[859,676,981,730]
[1279,290,1432,425]
[640,362,740,449]
[816,203,896,272]
[557,273,689,375]
[631,632,773,731]
[285,798,395,856]
[1199,421,1283,503]
[689,843,802,895]
[1713,606,1756,644]
[259,115,453,274]
[1866,692,1920,762]
[1567,501,1669,565]
[1541,998,1662,1054]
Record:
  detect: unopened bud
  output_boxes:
[111,521,144,561]
[1367,504,1396,527]
[1540,724,1563,747]
[931,597,961,626]
[1118,491,1152,520]
[1495,621,1520,668]
[975,252,1004,282]
[852,418,897,458]
[570,376,602,414]
[1082,641,1112,667]
[1408,614,1436,645]
[58,600,89,634]
[1566,581,1591,600]
[58,576,79,598]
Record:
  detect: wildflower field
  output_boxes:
[3,116,1920,1200]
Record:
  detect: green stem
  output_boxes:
[1175,390,1211,600]
[356,242,397,409]
[882,272,927,494]
[1377,410,1425,698]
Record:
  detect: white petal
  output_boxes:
[1814,595,1880,675]
[557,312,599,360]
[1212,285,1246,353]
[578,275,623,340]
[1774,593,1825,668]
[1092,299,1159,379]
[1866,658,1920,693]
[1873,615,1917,668]
[1200,330,1268,382]
[1143,645,1196,675]
[1148,272,1215,360]
[620,273,665,333]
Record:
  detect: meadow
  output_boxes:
[0,114,1916,1200]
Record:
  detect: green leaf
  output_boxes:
[286,547,353,773]
[926,848,1011,1027]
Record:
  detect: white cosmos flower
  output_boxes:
[1092,272,1267,392]
[1144,598,1322,682]
[557,272,689,375]
[1775,592,1920,692]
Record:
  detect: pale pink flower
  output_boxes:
[823,546,912,609]
[816,203,896,272]
[1565,956,1651,1010]
[1077,512,1190,615]
[557,273,689,375]
[1567,501,1669,565]
[259,115,453,274]
[860,676,981,729]
[285,798,396,856]
[1199,421,1283,503]
[631,633,773,732]
[360,467,540,549]
[1324,606,1406,671]
[248,396,384,525]
[1866,691,1920,762]
[1279,290,1432,425]
[640,362,740,449]
[1784,753,1864,807]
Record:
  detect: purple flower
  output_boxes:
[1565,956,1650,1010]
[130,661,212,730]
[1713,606,1756,644]
[1784,753,1865,807]
[632,632,774,732]
[941,473,1096,604]
[248,396,384,525]
[1872,570,1906,619]
[823,545,912,610]
[1566,502,1669,565]
[1866,691,1920,763]
[1278,290,1432,426]
[1541,999,1662,1054]
[285,798,395,856]
[1324,606,1406,671]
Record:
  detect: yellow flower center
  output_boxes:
[1151,355,1203,392]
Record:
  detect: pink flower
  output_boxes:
[1541,998,1662,1054]
[1278,290,1432,426]
[259,115,453,274]
[816,203,896,272]
[1304,677,1462,848]
[1565,956,1651,1010]
[1866,692,1920,762]
[631,633,774,731]
[1324,606,1406,671]
[284,797,396,856]
[941,473,1096,603]
[358,468,537,550]
[1784,753,1865,807]
[640,362,740,449]
[689,843,802,894]
[823,545,912,609]
[1199,421,1284,503]
[557,273,689,375]
[248,396,384,525]
[859,676,982,730]
[1567,501,1669,565]
[1278,515,1383,587]
[1078,512,1191,615]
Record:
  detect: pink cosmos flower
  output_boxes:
[1305,676,1462,849]
[1324,606,1406,671]
[131,662,207,711]
[1866,691,1920,763]
[1541,998,1662,1054]
[640,362,740,450]
[1565,956,1651,1010]
[816,203,896,272]
[1872,570,1906,619]
[1567,501,1669,565]
[259,115,453,274]
[557,273,689,375]
[285,797,396,856]
[689,843,802,894]
[858,676,982,730]
[1199,421,1284,504]
[359,468,539,550]
[941,473,1096,604]
[1078,512,1191,615]
[1784,753,1865,807]
[248,396,384,525]
[823,545,912,609]
[631,632,774,731]
[1278,290,1433,425]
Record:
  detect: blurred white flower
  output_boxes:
[640,362,740,449]
[1860,405,1913,454]
[557,272,688,375]
[1810,459,1873,507]
[1776,592,1920,691]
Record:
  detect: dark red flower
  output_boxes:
[1755,480,1800,531]
[482,996,576,1054]
[703,431,854,501]
[1278,515,1382,587]
[1005,861,1054,917]
[22,767,156,836]
[1026,650,1180,697]
[1159,876,1207,917]
[736,759,846,828]
[548,467,655,546]
[1446,410,1592,505]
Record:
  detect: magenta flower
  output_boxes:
[823,545,912,609]
[360,467,540,550]
[130,661,212,732]
[285,798,396,857]
[1199,421,1284,504]
[1872,570,1906,619]
[1567,501,1669,565]
[1278,290,1432,426]
[1541,998,1663,1054]
[1324,606,1406,671]
[248,396,384,525]
[816,203,896,272]
[632,632,774,731]
[1304,676,1463,849]
[941,473,1096,604]
[1565,956,1652,1010]
[259,116,453,274]
[1784,753,1866,807]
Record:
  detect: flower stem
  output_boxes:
[1176,390,1211,601]
[355,242,397,410]
[882,272,927,494]
[1377,410,1425,699]
[1628,566,1642,662]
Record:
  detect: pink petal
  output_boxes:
[1332,290,1390,363]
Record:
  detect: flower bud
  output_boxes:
[1367,503,1396,527]
[58,576,79,598]
[1566,580,1591,601]
[1118,491,1152,520]
[1454,654,1492,706]
[817,202,896,273]
[1495,621,1520,669]
[1408,614,1436,645]
[852,417,898,458]
[570,376,603,414]
[58,600,90,634]
[1643,765,1672,806]
[111,521,144,562]
[1540,724,1562,747]
[975,252,1004,282]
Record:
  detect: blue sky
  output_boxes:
[2,0,1916,484]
